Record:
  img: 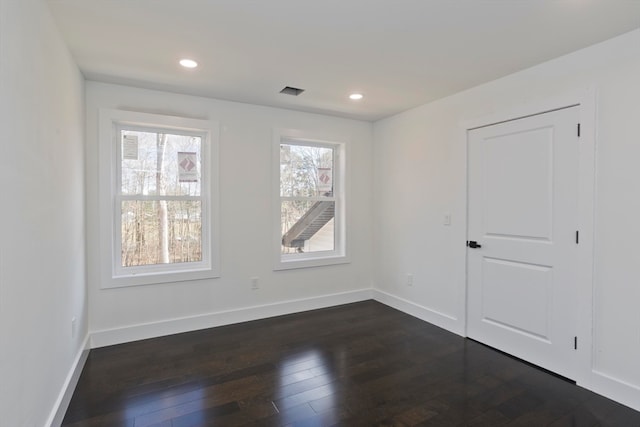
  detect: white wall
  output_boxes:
[373,29,640,410]
[0,0,87,426]
[85,82,374,346]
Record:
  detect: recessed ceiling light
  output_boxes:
[349,93,364,100]
[179,59,198,69]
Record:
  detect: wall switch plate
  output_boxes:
[443,212,452,226]
[251,277,259,290]
[407,274,413,286]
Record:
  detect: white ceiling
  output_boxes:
[46,0,640,121]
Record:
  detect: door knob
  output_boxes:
[467,240,482,248]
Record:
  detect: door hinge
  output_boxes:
[574,336,578,350]
[575,230,579,244]
[577,123,581,137]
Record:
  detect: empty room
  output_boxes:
[1,1,640,426]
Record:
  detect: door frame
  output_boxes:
[456,87,596,387]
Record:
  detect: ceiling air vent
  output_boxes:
[280,86,305,96]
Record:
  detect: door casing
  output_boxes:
[456,88,596,387]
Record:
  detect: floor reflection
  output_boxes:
[123,385,206,425]
[275,348,340,423]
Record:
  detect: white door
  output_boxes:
[467,106,580,380]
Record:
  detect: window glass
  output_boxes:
[118,129,204,268]
[280,144,334,198]
[120,130,201,196]
[274,135,346,269]
[120,200,202,267]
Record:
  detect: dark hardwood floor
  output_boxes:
[63,301,640,426]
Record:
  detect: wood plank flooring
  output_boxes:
[63,301,640,426]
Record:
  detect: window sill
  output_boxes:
[102,267,219,289]
[273,254,350,271]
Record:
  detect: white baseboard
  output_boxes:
[585,370,640,412]
[372,289,463,336]
[90,289,373,348]
[46,335,90,427]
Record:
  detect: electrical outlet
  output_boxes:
[407,274,413,286]
[251,277,259,290]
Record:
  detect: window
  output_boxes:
[99,110,219,287]
[274,131,348,269]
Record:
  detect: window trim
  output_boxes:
[99,109,220,288]
[273,129,350,270]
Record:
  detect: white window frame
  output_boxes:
[273,129,349,270]
[99,109,220,288]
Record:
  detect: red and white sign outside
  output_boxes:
[318,167,332,193]
[178,152,198,182]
